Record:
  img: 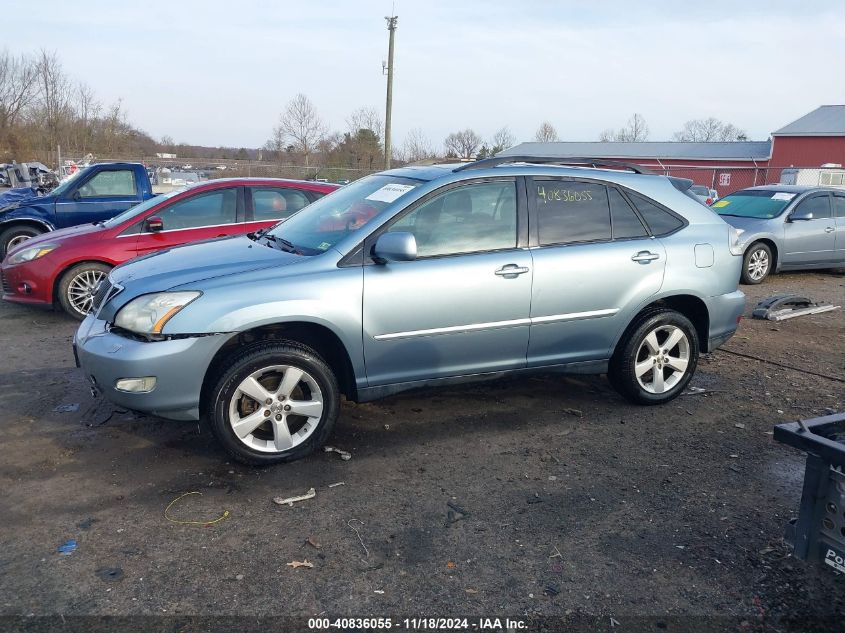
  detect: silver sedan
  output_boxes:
[715,185,845,283]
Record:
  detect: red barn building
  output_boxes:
[504,105,845,196]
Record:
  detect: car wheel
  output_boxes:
[57,262,112,320]
[207,341,340,465]
[0,225,44,258]
[741,243,772,284]
[609,309,699,405]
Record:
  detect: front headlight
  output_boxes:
[728,227,745,256]
[7,243,59,265]
[114,291,201,336]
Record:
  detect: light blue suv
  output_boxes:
[74,157,746,464]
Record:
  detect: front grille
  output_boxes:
[92,279,122,312]
[1,271,11,295]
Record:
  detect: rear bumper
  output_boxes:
[74,315,231,421]
[705,289,746,352]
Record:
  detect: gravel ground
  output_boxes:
[0,269,843,632]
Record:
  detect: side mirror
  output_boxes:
[72,190,81,201]
[789,208,814,222]
[145,216,164,232]
[372,231,417,263]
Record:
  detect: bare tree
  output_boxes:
[534,121,559,142]
[346,106,383,141]
[74,81,99,154]
[673,117,747,142]
[35,49,73,151]
[600,113,649,142]
[272,93,326,166]
[444,128,482,159]
[0,49,37,133]
[491,126,515,154]
[401,127,435,163]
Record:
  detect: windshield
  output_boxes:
[49,168,88,197]
[713,190,795,219]
[690,185,709,196]
[263,174,423,255]
[101,187,187,227]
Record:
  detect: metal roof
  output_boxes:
[772,105,845,136]
[500,141,772,161]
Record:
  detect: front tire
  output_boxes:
[57,262,112,320]
[0,225,44,258]
[609,309,699,405]
[206,341,340,465]
[741,242,772,284]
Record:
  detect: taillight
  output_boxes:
[706,197,713,205]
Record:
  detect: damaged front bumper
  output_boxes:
[73,314,231,421]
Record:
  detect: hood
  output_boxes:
[717,214,779,234]
[0,187,41,209]
[104,235,304,314]
[4,222,109,259]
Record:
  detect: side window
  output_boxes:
[793,195,832,219]
[387,181,517,257]
[156,189,237,231]
[77,170,136,197]
[252,187,310,221]
[534,180,611,245]
[627,192,684,236]
[834,195,845,218]
[609,188,649,239]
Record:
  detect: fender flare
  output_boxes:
[0,216,55,233]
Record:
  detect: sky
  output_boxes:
[6,1,844,150]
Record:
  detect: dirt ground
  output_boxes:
[1,270,844,632]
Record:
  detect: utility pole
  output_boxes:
[383,14,398,169]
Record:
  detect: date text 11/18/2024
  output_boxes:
[307,617,528,630]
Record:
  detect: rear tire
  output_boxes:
[57,262,112,320]
[0,225,43,258]
[741,242,772,284]
[206,341,340,466]
[608,309,699,405]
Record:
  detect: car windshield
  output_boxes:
[49,168,88,197]
[262,174,423,255]
[100,188,186,227]
[713,190,795,219]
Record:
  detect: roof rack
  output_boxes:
[452,155,654,175]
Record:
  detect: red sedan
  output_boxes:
[1,178,338,319]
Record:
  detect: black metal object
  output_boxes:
[752,293,838,321]
[452,155,654,175]
[774,412,845,573]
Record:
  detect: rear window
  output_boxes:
[627,192,685,235]
[534,181,611,245]
[712,190,794,219]
[690,185,709,195]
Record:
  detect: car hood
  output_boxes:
[102,235,304,316]
[4,221,110,261]
[717,214,778,234]
[0,187,41,209]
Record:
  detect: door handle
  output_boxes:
[825,227,835,233]
[631,251,660,263]
[495,264,530,276]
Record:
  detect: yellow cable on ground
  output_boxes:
[164,491,230,526]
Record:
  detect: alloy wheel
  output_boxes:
[7,234,32,250]
[634,325,691,394]
[228,365,324,453]
[67,269,107,316]
[747,248,769,282]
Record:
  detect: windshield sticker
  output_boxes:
[712,200,730,208]
[365,183,415,203]
[771,192,796,201]
[318,242,332,251]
